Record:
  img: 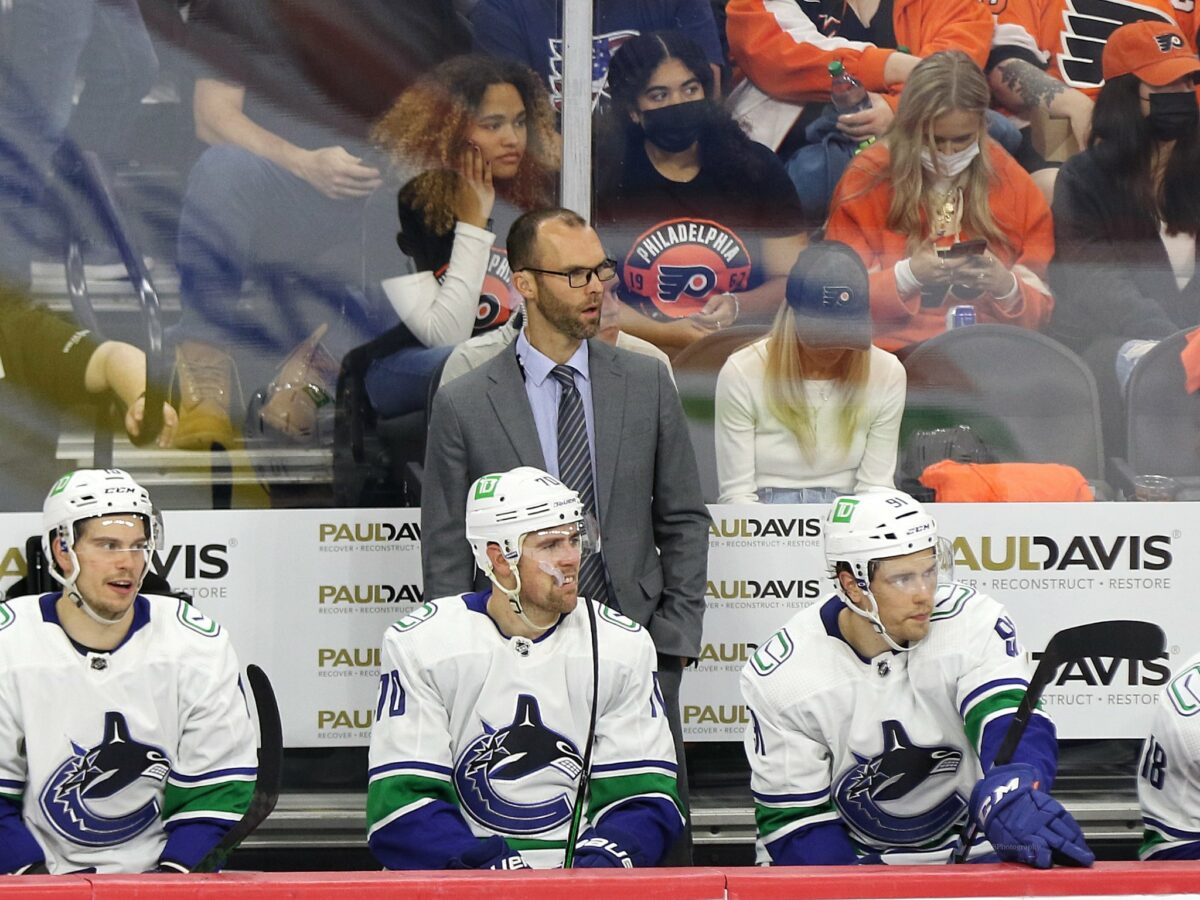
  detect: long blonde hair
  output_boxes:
[879,51,1010,256]
[763,304,870,459]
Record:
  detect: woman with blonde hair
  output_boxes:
[825,51,1054,353]
[362,54,558,417]
[715,242,905,504]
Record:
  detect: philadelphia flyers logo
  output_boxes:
[1058,0,1176,89]
[1156,31,1186,50]
[623,218,752,318]
[435,246,520,333]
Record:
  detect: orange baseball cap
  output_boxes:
[1103,21,1200,86]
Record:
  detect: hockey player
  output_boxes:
[367,466,684,869]
[741,490,1094,867]
[1138,650,1200,858]
[0,469,257,874]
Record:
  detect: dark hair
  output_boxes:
[507,207,589,270]
[1089,73,1200,237]
[593,31,773,198]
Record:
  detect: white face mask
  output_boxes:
[920,140,980,178]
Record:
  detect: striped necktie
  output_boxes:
[550,365,612,608]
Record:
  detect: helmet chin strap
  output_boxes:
[841,580,919,654]
[486,562,559,634]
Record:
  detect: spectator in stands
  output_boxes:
[825,52,1054,354]
[715,242,904,504]
[1047,21,1200,453]
[594,31,808,354]
[0,0,158,287]
[469,0,725,110]
[171,0,468,449]
[0,285,177,510]
[723,0,993,200]
[361,55,557,418]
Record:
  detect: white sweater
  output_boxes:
[714,339,906,503]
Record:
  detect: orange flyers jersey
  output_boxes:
[991,0,1200,96]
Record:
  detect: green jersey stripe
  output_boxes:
[367,773,458,830]
[162,779,254,822]
[963,688,1024,752]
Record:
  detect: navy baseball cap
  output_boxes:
[785,241,872,350]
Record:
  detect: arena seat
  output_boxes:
[1112,328,1200,498]
[898,324,1105,490]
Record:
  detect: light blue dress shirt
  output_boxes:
[514,329,598,484]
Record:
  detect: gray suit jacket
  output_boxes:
[421,338,710,657]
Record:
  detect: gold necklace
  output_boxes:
[929,185,962,238]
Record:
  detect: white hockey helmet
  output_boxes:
[42,469,160,621]
[823,490,948,651]
[465,467,595,627]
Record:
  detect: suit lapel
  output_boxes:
[588,339,626,521]
[486,348,546,468]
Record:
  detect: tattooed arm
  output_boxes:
[989,58,1093,150]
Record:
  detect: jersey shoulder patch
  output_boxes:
[930,582,980,621]
[596,603,641,633]
[174,598,222,638]
[1166,657,1200,718]
[0,602,14,632]
[390,600,441,634]
[746,627,796,677]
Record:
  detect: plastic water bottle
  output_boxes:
[828,60,875,152]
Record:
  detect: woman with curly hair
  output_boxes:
[824,51,1054,353]
[363,54,558,417]
[593,31,808,353]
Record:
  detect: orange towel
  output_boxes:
[1182,328,1200,394]
[919,459,1093,502]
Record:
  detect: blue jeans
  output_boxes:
[0,0,156,282]
[174,145,379,363]
[365,344,455,419]
[756,486,841,504]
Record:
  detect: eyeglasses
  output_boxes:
[521,258,618,288]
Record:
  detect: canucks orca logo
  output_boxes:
[657,265,717,302]
[833,720,966,846]
[39,712,170,847]
[453,694,583,835]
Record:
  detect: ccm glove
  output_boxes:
[447,835,531,870]
[969,763,1095,869]
[572,835,635,868]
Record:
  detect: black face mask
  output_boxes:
[638,100,709,153]
[1147,90,1199,141]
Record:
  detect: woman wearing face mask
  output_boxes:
[824,51,1054,353]
[594,31,808,353]
[1047,21,1200,450]
[361,54,558,418]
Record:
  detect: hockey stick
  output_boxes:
[563,596,601,868]
[191,664,283,873]
[950,619,1165,864]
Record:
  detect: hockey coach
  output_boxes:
[367,466,684,869]
[0,469,256,874]
[742,489,1095,867]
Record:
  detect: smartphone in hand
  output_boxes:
[937,238,988,259]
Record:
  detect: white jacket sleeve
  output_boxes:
[381,221,495,347]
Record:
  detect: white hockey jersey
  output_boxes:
[741,583,1054,864]
[367,591,683,869]
[1139,650,1200,859]
[0,593,257,874]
